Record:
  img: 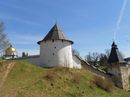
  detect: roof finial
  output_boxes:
[55,19,58,26]
[113,31,116,42]
[55,20,57,24]
[112,41,117,48]
[53,17,58,25]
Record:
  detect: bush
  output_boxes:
[92,75,113,92]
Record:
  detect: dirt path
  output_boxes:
[0,62,15,89]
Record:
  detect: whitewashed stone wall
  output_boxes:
[73,55,82,69]
[18,40,82,69]
[39,40,73,68]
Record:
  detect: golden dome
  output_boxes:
[5,45,16,53]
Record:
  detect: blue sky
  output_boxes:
[0,0,130,57]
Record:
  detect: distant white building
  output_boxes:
[22,24,81,69]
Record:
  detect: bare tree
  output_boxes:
[98,53,108,70]
[72,49,80,57]
[92,52,100,62]
[85,50,110,71]
[0,21,10,53]
[85,52,100,67]
[105,49,110,59]
[0,22,4,33]
[85,52,92,62]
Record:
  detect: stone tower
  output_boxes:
[37,24,74,68]
[108,41,129,90]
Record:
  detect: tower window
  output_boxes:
[55,46,56,49]
[52,39,54,42]
[53,53,55,56]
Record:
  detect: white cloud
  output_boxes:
[0,14,41,26]
[0,2,42,26]
[113,0,128,40]
[9,32,43,45]
[0,2,27,12]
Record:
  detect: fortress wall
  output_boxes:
[73,55,82,69]
[81,60,110,79]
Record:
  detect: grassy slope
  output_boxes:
[0,60,130,97]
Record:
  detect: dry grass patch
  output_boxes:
[72,74,81,84]
[92,75,114,92]
[44,71,56,81]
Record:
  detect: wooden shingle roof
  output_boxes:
[37,24,73,44]
[108,41,126,63]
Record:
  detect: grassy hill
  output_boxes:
[0,60,130,97]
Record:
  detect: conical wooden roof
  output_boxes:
[108,41,126,63]
[38,24,73,44]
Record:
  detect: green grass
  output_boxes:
[0,60,130,97]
